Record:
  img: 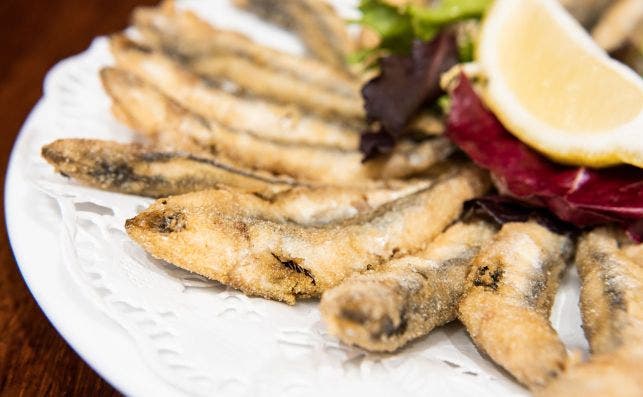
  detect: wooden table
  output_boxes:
[0,1,157,395]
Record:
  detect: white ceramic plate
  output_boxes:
[5,1,590,396]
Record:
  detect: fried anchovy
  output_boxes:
[43,139,439,224]
[612,27,643,76]
[132,0,358,98]
[110,35,359,150]
[41,139,296,198]
[458,222,573,389]
[537,228,643,397]
[125,163,489,304]
[101,67,453,184]
[559,0,613,28]
[591,0,643,52]
[576,227,643,354]
[408,111,445,136]
[536,348,643,397]
[320,220,497,352]
[130,3,445,135]
[267,179,435,226]
[234,0,354,71]
[189,54,363,120]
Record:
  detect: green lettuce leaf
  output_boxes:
[357,0,415,53]
[355,0,492,58]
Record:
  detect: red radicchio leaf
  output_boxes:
[447,74,643,242]
[359,32,459,159]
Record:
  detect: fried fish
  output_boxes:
[132,0,358,96]
[189,54,363,120]
[101,67,453,184]
[591,0,643,52]
[458,222,573,389]
[41,139,295,197]
[125,163,489,304]
[559,0,613,28]
[537,348,643,397]
[134,1,362,119]
[320,219,497,352]
[42,138,442,224]
[110,35,360,150]
[576,227,643,354]
[538,228,643,397]
[233,0,354,71]
[130,3,445,134]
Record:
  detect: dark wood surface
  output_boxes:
[0,1,157,395]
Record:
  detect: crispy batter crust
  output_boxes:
[320,220,496,352]
[125,163,489,304]
[458,222,572,389]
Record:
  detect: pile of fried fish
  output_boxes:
[42,1,642,395]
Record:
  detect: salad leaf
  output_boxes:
[409,0,493,28]
[359,128,396,160]
[358,0,415,54]
[447,75,643,241]
[408,0,492,48]
[362,33,458,134]
[355,0,489,159]
[355,0,491,56]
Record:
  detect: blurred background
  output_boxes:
[0,1,155,395]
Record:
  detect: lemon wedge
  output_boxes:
[477,0,643,168]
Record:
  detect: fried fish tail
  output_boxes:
[109,35,360,150]
[538,228,643,397]
[125,163,489,304]
[458,222,572,389]
[320,220,496,352]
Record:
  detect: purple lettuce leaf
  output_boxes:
[359,32,459,158]
[359,128,396,161]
